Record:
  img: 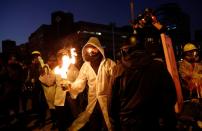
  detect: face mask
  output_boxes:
[85,51,102,62]
[185,50,199,62]
[86,46,99,56]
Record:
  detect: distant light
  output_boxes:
[96,32,102,35]
[79,30,102,36]
[172,26,176,29]
[121,35,127,38]
[166,24,177,30]
[89,32,94,35]
[133,30,137,35]
[130,36,136,44]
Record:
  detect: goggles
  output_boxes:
[185,50,198,57]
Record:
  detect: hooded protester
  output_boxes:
[25,51,47,128]
[0,55,24,127]
[110,32,177,131]
[68,37,116,131]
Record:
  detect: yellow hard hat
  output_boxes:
[183,43,197,52]
[31,50,41,55]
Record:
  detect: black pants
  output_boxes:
[55,100,74,131]
[50,109,57,124]
[32,84,47,125]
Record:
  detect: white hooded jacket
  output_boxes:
[69,37,116,131]
[39,62,79,107]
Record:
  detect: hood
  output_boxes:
[82,37,105,61]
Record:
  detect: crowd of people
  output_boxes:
[0,8,202,131]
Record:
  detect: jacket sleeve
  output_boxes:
[107,59,116,76]
[39,66,56,87]
[70,63,88,99]
[105,59,117,88]
[39,73,56,87]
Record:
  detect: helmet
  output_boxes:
[183,43,197,52]
[31,50,41,55]
[183,43,199,62]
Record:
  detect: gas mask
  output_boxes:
[184,50,199,62]
[84,45,102,62]
[86,46,99,56]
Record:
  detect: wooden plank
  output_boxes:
[161,33,184,113]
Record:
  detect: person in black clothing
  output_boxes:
[0,54,26,130]
[6,55,24,116]
[110,9,177,131]
[110,34,177,131]
[25,51,47,128]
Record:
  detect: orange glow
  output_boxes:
[54,48,77,79]
[87,48,93,54]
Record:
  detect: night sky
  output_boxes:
[1,0,202,51]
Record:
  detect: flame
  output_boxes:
[54,48,77,79]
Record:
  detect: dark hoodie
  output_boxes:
[110,50,177,131]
